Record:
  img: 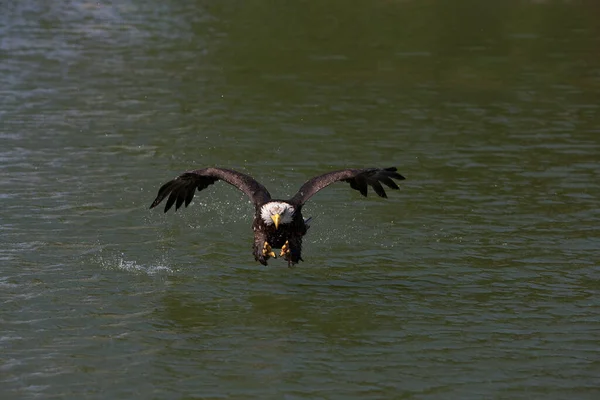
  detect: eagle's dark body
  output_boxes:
[150,167,405,267]
[252,204,308,265]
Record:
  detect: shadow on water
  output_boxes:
[154,271,391,342]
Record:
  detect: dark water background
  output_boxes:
[2,1,599,398]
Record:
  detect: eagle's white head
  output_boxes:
[260,201,295,229]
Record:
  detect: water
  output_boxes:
[2,1,600,398]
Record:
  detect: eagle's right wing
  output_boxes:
[289,167,405,206]
[150,167,272,213]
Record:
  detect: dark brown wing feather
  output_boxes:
[150,167,272,213]
[289,167,405,205]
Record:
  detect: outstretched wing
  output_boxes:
[289,167,405,206]
[150,167,272,213]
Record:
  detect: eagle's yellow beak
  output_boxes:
[271,214,281,229]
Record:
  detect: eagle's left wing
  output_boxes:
[150,167,272,213]
[289,167,405,206]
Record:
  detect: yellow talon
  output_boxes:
[280,240,290,258]
[263,242,276,258]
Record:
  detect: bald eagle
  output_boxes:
[150,167,405,267]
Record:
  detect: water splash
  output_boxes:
[96,252,175,275]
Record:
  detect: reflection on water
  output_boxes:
[2,0,600,398]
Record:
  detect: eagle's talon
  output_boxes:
[280,240,290,258]
[263,242,276,259]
